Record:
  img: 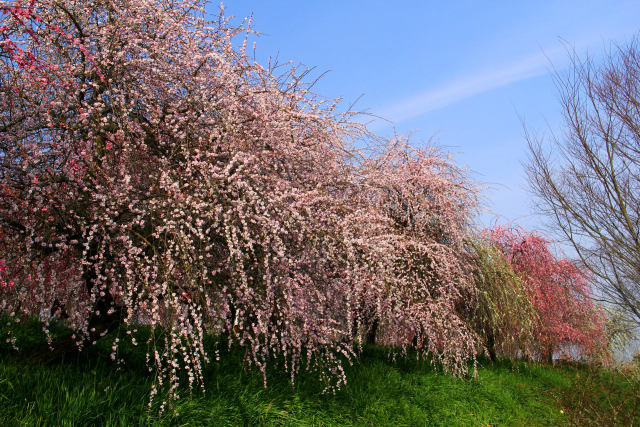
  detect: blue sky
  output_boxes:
[217,1,640,232]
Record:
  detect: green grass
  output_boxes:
[0,318,638,426]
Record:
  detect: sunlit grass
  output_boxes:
[0,318,637,426]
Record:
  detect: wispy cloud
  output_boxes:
[374,46,568,125]
[370,19,639,128]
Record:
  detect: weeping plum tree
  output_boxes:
[488,227,609,363]
[0,0,482,406]
[344,140,480,369]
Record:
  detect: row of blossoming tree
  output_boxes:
[0,0,609,409]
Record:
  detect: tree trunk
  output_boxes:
[486,332,497,361]
[366,318,378,345]
[546,343,554,364]
[20,293,124,364]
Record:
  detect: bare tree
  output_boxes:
[526,37,640,328]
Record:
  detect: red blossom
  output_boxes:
[486,226,609,362]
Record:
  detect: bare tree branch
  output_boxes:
[525,36,640,327]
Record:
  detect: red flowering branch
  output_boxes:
[487,226,609,363]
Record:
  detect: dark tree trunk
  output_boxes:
[21,238,125,364]
[20,293,124,364]
[81,238,125,345]
[486,332,497,361]
[366,318,378,345]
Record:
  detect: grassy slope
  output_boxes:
[0,319,637,426]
